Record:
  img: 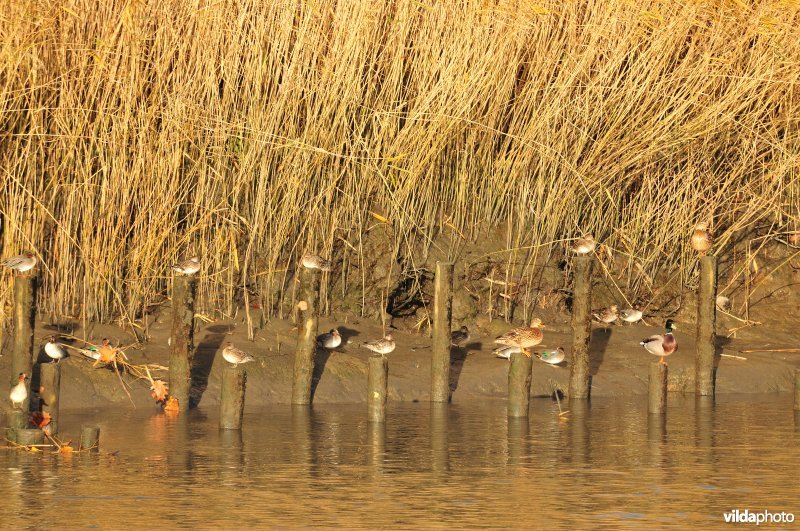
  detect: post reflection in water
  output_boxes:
[506,416,530,467]
[367,421,386,475]
[568,399,591,466]
[795,411,800,433]
[2,396,799,528]
[430,402,449,475]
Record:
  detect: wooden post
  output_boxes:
[569,255,593,399]
[367,355,389,423]
[80,425,100,451]
[648,362,668,415]
[16,428,44,446]
[6,409,26,429]
[507,352,533,417]
[292,268,320,405]
[219,366,246,430]
[169,274,196,411]
[11,276,36,411]
[39,362,61,435]
[696,255,717,396]
[431,262,454,403]
[794,368,800,411]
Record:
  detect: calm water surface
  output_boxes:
[2,395,799,528]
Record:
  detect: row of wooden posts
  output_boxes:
[4,276,101,448]
[5,254,800,441]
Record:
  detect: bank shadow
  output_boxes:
[449,341,481,396]
[190,324,232,408]
[589,327,612,375]
[711,334,733,391]
[310,346,333,402]
[335,326,360,346]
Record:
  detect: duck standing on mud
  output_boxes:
[10,373,28,409]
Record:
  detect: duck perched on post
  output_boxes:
[494,318,545,358]
[222,343,256,367]
[691,223,713,256]
[640,320,678,364]
[2,251,37,273]
[362,335,395,356]
[44,336,68,363]
[570,235,596,255]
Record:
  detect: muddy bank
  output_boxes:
[1,303,798,413]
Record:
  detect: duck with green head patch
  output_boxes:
[640,319,677,364]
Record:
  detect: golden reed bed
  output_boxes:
[0,0,798,330]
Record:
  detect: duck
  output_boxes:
[620,305,643,325]
[691,223,713,256]
[97,338,117,363]
[450,326,470,347]
[222,343,256,367]
[44,336,68,363]
[493,346,521,359]
[317,328,342,349]
[593,304,619,325]
[9,373,27,408]
[362,335,395,355]
[640,319,678,364]
[301,253,332,272]
[571,235,596,255]
[536,347,566,365]
[494,318,545,358]
[172,256,200,275]
[2,251,37,273]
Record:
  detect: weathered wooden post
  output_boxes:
[569,255,593,399]
[11,276,36,411]
[5,410,26,445]
[169,274,196,411]
[39,362,61,434]
[794,368,800,412]
[292,268,320,405]
[367,355,389,423]
[16,429,44,446]
[696,255,717,396]
[219,366,246,430]
[507,352,533,417]
[80,425,100,451]
[648,362,668,415]
[431,261,454,403]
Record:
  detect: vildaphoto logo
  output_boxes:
[724,509,795,525]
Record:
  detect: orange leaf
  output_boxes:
[163,396,180,412]
[59,446,74,455]
[30,411,52,428]
[150,379,169,402]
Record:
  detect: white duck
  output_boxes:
[10,373,28,408]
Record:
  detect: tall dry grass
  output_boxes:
[0,0,798,330]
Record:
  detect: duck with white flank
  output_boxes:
[45,336,68,363]
[317,328,342,349]
[640,320,678,365]
[2,251,37,273]
[10,373,28,409]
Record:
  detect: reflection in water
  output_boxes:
[430,403,449,475]
[1,395,799,527]
[506,416,529,466]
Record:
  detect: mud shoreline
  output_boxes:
[2,306,797,413]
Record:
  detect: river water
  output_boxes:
[2,394,799,528]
